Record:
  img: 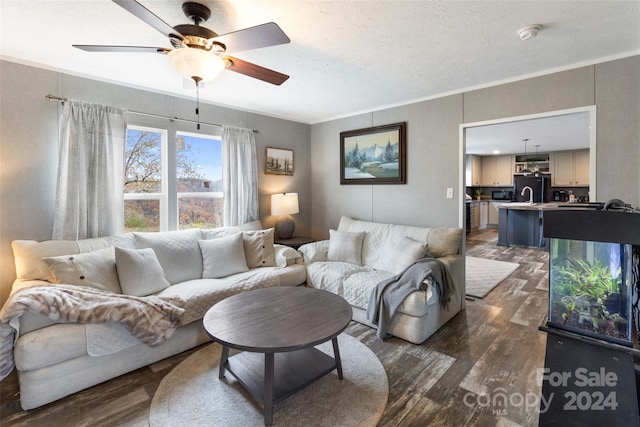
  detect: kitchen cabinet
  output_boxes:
[469,203,480,230]
[469,201,488,230]
[552,149,589,187]
[498,207,545,248]
[488,202,501,226]
[465,155,482,186]
[481,155,513,186]
[479,202,488,228]
[514,153,550,174]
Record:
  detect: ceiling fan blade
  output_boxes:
[112,0,184,41]
[74,45,170,54]
[213,22,290,53]
[225,56,289,85]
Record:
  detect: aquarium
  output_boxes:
[548,238,633,346]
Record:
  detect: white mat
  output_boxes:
[149,333,388,427]
[465,256,520,298]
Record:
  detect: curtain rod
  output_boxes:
[45,94,259,133]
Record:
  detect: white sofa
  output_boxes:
[299,216,464,344]
[2,222,306,410]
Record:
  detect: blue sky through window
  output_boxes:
[179,135,222,183]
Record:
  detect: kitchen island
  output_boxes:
[497,203,595,249]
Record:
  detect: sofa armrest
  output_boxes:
[298,240,330,263]
[10,279,50,296]
[274,244,303,267]
[436,254,464,295]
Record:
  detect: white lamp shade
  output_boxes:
[271,193,299,216]
[167,48,225,82]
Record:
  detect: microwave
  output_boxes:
[491,190,513,200]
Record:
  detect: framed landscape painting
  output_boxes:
[265,147,294,176]
[340,122,406,184]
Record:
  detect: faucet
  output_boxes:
[521,186,534,204]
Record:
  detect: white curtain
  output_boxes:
[222,125,259,226]
[52,100,127,240]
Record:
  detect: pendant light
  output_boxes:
[520,138,532,175]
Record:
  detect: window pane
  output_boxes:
[125,129,162,193]
[179,197,223,229]
[177,133,223,230]
[124,199,160,232]
[176,134,222,193]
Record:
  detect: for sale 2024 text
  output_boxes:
[542,367,619,412]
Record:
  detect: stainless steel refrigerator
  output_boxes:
[512,174,552,203]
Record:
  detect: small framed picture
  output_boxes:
[265,147,294,176]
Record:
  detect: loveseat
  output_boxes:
[1,222,305,410]
[299,216,464,344]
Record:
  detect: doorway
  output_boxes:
[459,106,596,233]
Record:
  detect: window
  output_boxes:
[124,124,222,232]
[176,132,223,230]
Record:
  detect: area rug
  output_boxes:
[149,333,388,427]
[465,256,520,298]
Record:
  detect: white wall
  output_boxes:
[0,60,310,304]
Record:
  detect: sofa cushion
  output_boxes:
[425,228,462,257]
[133,229,203,284]
[305,261,365,296]
[156,268,284,324]
[199,233,249,279]
[42,247,121,294]
[115,247,170,296]
[242,228,276,268]
[342,269,393,308]
[342,269,434,316]
[327,230,365,265]
[12,240,80,281]
[379,236,426,275]
[14,323,88,371]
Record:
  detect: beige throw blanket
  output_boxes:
[0,284,185,380]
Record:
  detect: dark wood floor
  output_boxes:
[0,228,549,426]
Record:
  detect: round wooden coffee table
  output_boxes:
[203,286,352,426]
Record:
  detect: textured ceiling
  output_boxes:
[1,1,638,124]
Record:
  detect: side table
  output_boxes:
[274,236,317,250]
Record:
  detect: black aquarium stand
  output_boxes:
[538,321,640,426]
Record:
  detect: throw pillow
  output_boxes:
[13,239,79,281]
[132,229,203,285]
[42,246,122,294]
[327,229,365,265]
[199,233,249,279]
[380,236,427,275]
[115,247,170,296]
[242,228,276,268]
[425,228,463,257]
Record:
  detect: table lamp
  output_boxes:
[271,193,299,239]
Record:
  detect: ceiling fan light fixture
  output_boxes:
[167,48,225,82]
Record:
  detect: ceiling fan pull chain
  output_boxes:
[194,77,201,130]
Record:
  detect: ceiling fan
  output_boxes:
[74,0,290,86]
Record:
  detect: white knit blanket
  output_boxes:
[0,284,185,380]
